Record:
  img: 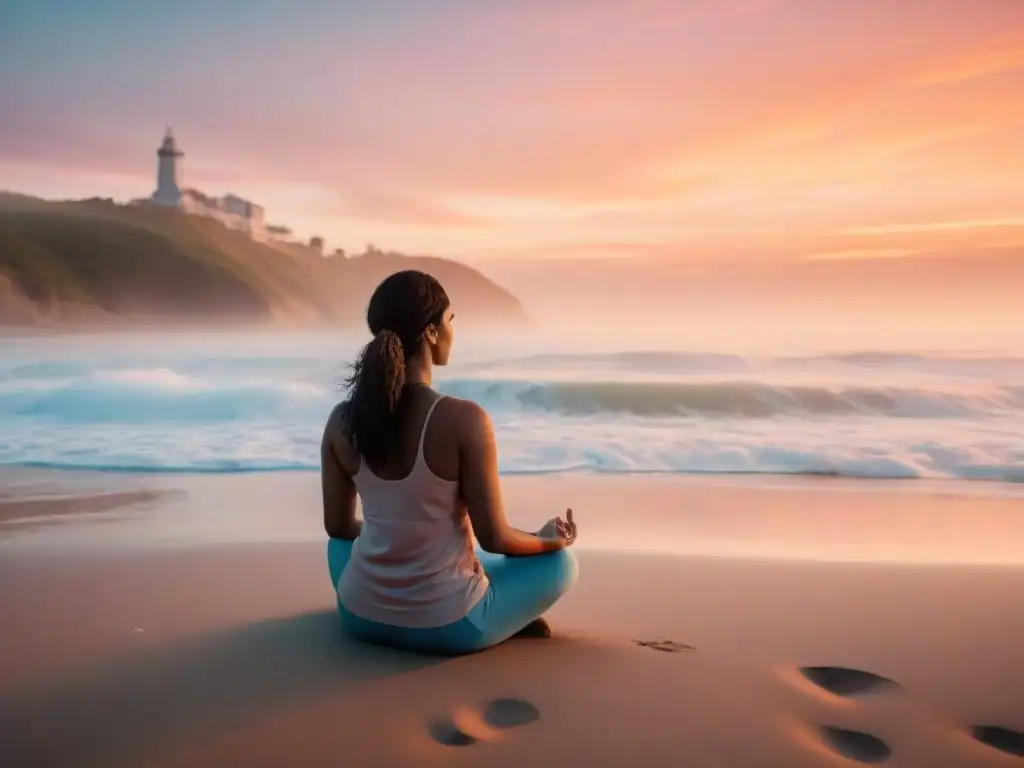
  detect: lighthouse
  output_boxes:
[152,127,184,207]
[131,127,268,241]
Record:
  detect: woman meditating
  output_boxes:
[323,270,578,655]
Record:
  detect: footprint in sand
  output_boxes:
[428,698,540,747]
[427,721,478,747]
[799,666,899,699]
[633,638,695,653]
[482,698,541,729]
[970,725,1024,758]
[818,726,892,764]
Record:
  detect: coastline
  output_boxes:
[1,469,1022,766]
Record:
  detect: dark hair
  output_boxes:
[340,270,450,469]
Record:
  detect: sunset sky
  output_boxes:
[2,0,1023,262]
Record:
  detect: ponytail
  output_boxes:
[339,329,408,469]
[338,270,451,470]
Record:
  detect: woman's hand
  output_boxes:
[537,508,577,547]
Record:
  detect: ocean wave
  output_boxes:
[1,364,1021,424]
[3,409,1022,483]
[0,367,331,424]
[2,346,1023,486]
[439,379,1023,419]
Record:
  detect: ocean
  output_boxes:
[1,331,1023,488]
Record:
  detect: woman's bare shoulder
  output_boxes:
[324,401,347,436]
[434,395,494,437]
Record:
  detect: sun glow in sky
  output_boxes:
[1,0,1023,262]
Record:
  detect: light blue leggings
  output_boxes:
[327,539,578,656]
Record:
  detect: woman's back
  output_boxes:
[331,390,488,628]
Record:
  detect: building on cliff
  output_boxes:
[133,128,268,242]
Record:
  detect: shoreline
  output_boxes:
[3,462,1024,492]
[2,467,1024,564]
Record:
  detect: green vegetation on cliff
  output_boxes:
[0,193,525,328]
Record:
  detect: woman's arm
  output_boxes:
[457,401,565,556]
[321,406,362,540]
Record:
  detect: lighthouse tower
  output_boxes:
[152,127,184,207]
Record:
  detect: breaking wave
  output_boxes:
[1,343,1022,485]
[441,379,1023,419]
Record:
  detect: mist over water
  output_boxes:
[482,252,1024,355]
[1,327,1023,488]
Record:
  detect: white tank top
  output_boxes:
[337,395,489,628]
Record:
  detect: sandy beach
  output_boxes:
[1,469,1022,767]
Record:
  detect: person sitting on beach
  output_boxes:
[322,270,579,655]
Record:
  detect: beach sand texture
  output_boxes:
[1,470,1022,767]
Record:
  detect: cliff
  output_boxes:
[0,193,525,329]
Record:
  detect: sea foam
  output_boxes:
[1,336,1022,485]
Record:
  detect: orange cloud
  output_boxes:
[338,188,492,229]
[803,248,921,261]
[843,218,1024,236]
[907,39,1024,86]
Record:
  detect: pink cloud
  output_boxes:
[337,187,493,228]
